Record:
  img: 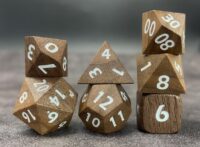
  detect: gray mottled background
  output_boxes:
[0,0,199,52]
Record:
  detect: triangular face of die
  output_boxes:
[142,54,186,94]
[78,41,134,84]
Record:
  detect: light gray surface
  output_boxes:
[0,49,200,147]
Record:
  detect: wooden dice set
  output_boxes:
[78,41,134,133]
[137,10,186,133]
[13,36,78,135]
[13,10,187,135]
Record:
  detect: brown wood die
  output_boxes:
[25,36,68,77]
[79,84,131,134]
[13,77,77,135]
[142,10,185,55]
[78,41,134,84]
[137,54,186,94]
[137,92,182,133]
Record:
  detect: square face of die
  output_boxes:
[141,94,182,133]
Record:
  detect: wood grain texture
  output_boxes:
[142,10,185,55]
[137,92,182,134]
[1,49,200,146]
[13,77,78,135]
[25,36,68,77]
[78,41,134,84]
[79,84,132,133]
[137,53,186,94]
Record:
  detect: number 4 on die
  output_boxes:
[78,41,134,84]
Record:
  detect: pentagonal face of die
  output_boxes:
[142,10,185,55]
[116,85,132,107]
[85,84,124,117]
[103,101,131,133]
[137,93,182,134]
[25,36,68,77]
[79,85,131,133]
[79,107,104,133]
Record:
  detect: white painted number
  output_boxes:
[86,112,101,128]
[45,42,59,53]
[89,67,102,79]
[63,56,67,71]
[49,96,59,106]
[161,14,180,29]
[109,110,125,127]
[49,89,66,106]
[38,64,56,74]
[93,91,113,111]
[27,44,36,61]
[55,89,66,100]
[112,68,124,76]
[58,121,67,129]
[93,91,104,103]
[22,109,36,123]
[155,33,175,51]
[81,93,88,103]
[144,18,156,37]
[99,96,113,111]
[140,61,152,72]
[33,79,49,92]
[19,91,28,104]
[155,105,169,122]
[47,111,58,123]
[156,75,170,90]
[102,49,111,59]
[120,91,128,102]
[69,90,75,98]
[174,61,183,76]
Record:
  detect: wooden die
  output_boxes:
[25,36,68,77]
[137,54,186,94]
[13,77,77,135]
[137,92,182,133]
[142,10,185,55]
[78,41,134,84]
[79,84,132,133]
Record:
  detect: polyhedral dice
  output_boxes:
[79,84,131,133]
[13,77,77,135]
[25,36,68,77]
[137,92,182,133]
[137,54,186,94]
[142,10,185,55]
[78,41,134,84]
